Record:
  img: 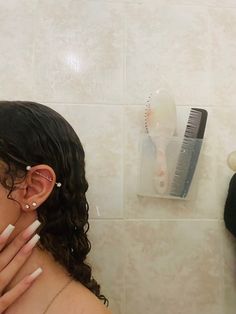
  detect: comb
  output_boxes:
[170,108,208,198]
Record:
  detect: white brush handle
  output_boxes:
[153,144,168,194]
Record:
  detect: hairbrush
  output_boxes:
[144,88,177,194]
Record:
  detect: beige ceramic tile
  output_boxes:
[0,1,37,100]
[125,220,223,314]
[124,105,223,219]
[48,104,124,218]
[209,8,236,107]
[87,219,125,314]
[125,3,209,106]
[32,0,124,104]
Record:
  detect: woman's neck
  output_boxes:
[3,246,71,313]
[6,246,68,289]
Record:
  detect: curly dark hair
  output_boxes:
[0,101,109,306]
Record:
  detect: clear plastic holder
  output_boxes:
[137,132,204,200]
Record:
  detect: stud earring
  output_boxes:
[25,202,37,209]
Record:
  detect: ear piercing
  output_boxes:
[25,165,62,209]
[25,202,37,209]
[26,165,62,187]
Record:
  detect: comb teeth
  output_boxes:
[185,109,202,138]
[144,94,152,134]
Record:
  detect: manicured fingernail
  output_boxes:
[22,234,40,254]
[26,267,43,283]
[30,267,43,280]
[0,224,15,239]
[22,220,41,240]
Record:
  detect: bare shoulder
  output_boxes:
[47,280,112,314]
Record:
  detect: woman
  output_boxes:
[0,101,111,313]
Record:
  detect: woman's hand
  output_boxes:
[0,220,42,313]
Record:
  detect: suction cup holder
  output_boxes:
[137,132,204,200]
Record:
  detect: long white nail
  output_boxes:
[22,220,41,239]
[26,267,43,283]
[23,234,40,254]
[1,224,15,239]
[30,267,43,280]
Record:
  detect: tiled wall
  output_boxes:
[1,1,236,313]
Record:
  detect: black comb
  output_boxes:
[170,108,208,198]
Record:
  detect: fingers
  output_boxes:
[0,220,41,272]
[0,234,41,291]
[0,220,43,313]
[0,225,15,252]
[0,267,43,313]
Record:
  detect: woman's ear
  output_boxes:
[17,165,56,212]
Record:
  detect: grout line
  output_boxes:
[44,102,128,106]
[89,218,221,221]
[169,3,236,9]
[85,0,236,8]
[122,218,127,314]
[123,6,127,313]
[31,0,39,98]
[122,1,127,222]
[122,0,127,108]
[43,102,225,107]
[206,3,212,109]
[122,107,125,221]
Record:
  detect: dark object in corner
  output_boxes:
[224,173,236,237]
